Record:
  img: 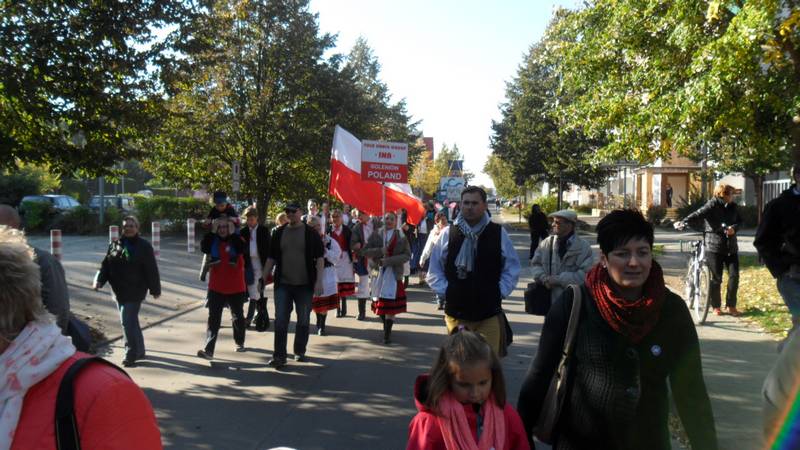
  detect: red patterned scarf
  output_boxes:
[585,261,666,343]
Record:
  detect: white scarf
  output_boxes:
[454,212,491,279]
[0,321,75,449]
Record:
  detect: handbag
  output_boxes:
[533,284,582,444]
[525,238,553,316]
[524,283,552,315]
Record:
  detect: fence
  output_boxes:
[764,179,791,204]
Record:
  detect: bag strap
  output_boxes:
[562,285,583,357]
[55,356,129,450]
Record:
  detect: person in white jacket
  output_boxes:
[530,209,594,305]
[308,216,341,336]
[420,211,449,310]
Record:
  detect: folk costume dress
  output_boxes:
[312,235,341,314]
[352,220,375,299]
[365,229,411,317]
[330,224,356,297]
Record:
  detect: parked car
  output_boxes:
[19,194,81,213]
[88,195,135,213]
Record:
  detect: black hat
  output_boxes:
[284,202,301,212]
[213,191,228,205]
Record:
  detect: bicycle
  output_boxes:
[675,222,711,325]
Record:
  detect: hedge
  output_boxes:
[132,196,209,233]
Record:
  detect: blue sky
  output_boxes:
[311,0,580,187]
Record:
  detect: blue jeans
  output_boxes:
[273,284,313,361]
[778,274,800,319]
[118,301,144,361]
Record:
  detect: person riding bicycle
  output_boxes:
[676,184,742,316]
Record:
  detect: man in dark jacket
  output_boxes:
[0,205,71,331]
[755,164,800,344]
[94,216,161,367]
[262,202,324,368]
[527,204,549,260]
[681,184,742,316]
[241,207,271,330]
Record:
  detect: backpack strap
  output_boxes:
[55,357,129,450]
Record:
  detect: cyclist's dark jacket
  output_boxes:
[517,286,718,450]
[684,197,741,255]
[754,186,800,278]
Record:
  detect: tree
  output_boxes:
[551,0,799,217]
[146,2,420,222]
[490,17,611,209]
[483,154,518,200]
[0,1,193,175]
[409,154,439,198]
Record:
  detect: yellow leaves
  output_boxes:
[706,0,723,23]
[778,9,800,38]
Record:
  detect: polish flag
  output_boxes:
[328,125,425,225]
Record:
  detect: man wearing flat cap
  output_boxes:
[530,209,594,306]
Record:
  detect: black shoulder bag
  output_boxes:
[525,236,553,316]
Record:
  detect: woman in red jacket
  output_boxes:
[407,330,530,450]
[197,216,249,359]
[0,226,161,449]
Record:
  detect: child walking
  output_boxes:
[407,331,530,450]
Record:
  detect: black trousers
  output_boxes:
[706,251,740,308]
[529,235,542,260]
[204,290,247,355]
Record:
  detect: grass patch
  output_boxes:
[722,254,790,336]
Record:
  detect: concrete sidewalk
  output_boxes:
[40,220,777,449]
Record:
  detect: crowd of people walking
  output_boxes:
[4,169,800,449]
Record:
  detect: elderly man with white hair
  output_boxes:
[530,209,594,308]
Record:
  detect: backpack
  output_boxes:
[55,357,129,450]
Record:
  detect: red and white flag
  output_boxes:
[328,125,425,225]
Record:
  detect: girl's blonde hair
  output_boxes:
[425,330,506,412]
[275,212,288,225]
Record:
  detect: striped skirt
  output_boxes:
[312,294,339,314]
[371,281,407,316]
[337,282,356,297]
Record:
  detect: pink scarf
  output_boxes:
[0,321,75,449]
[436,392,506,450]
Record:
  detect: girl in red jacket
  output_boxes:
[407,330,531,450]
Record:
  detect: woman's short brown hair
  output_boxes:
[244,206,258,219]
[713,183,734,198]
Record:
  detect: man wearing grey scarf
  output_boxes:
[454,210,491,279]
[426,187,521,356]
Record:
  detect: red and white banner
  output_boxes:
[329,125,425,225]
[361,140,408,183]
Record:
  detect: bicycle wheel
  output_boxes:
[684,263,696,308]
[694,266,712,325]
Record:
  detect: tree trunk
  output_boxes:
[257,190,271,225]
[750,174,765,226]
[556,173,563,210]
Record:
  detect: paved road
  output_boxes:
[32,215,780,449]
